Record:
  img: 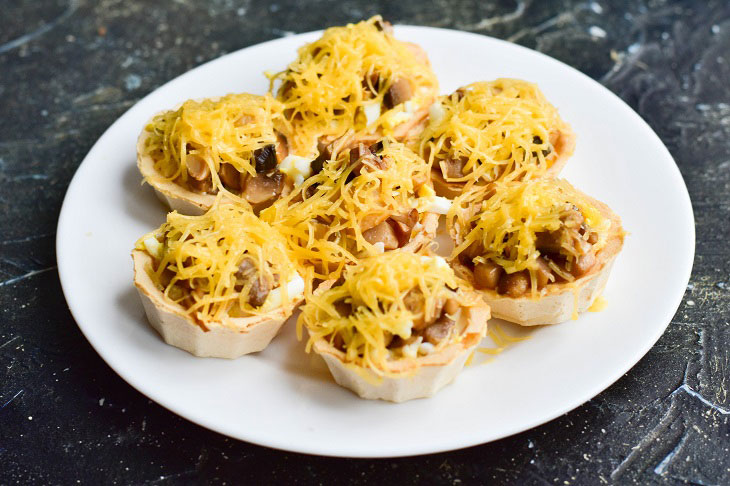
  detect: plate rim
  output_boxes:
[56,24,695,457]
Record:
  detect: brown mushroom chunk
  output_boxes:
[444,298,460,316]
[362,220,399,250]
[241,172,285,205]
[389,209,419,247]
[374,19,393,34]
[185,154,212,192]
[498,270,530,297]
[219,163,241,191]
[534,257,554,289]
[253,144,278,173]
[383,78,413,109]
[571,252,596,278]
[473,261,503,290]
[439,157,467,179]
[247,276,271,307]
[424,316,455,345]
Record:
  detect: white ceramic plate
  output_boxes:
[57,26,694,457]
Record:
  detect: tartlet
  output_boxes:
[133,201,304,357]
[420,79,575,199]
[299,252,490,402]
[270,15,439,160]
[137,93,295,215]
[449,179,624,325]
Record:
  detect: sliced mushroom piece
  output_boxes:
[535,231,563,253]
[362,72,381,96]
[253,144,278,173]
[473,260,503,290]
[374,18,393,34]
[247,276,271,307]
[389,209,419,247]
[444,298,460,316]
[403,288,426,329]
[498,270,530,298]
[241,172,285,205]
[236,257,256,280]
[423,316,455,345]
[383,78,413,109]
[349,143,372,164]
[571,252,596,278]
[186,154,210,181]
[275,132,289,163]
[362,220,399,250]
[534,257,554,290]
[368,140,384,154]
[219,163,241,191]
[439,157,467,179]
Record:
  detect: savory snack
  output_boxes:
[299,252,490,402]
[132,201,305,358]
[269,15,438,159]
[420,79,575,198]
[449,179,624,325]
[137,93,295,214]
[261,138,447,281]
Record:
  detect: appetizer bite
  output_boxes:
[450,179,624,326]
[261,138,447,281]
[299,252,490,402]
[269,15,438,159]
[137,93,294,214]
[132,201,305,358]
[420,79,575,198]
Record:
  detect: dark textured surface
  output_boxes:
[1,0,728,484]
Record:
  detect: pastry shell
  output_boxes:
[311,293,490,403]
[132,250,302,358]
[452,195,624,326]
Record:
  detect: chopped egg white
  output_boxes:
[401,337,423,359]
[428,101,446,127]
[372,242,385,254]
[362,101,381,126]
[143,237,163,259]
[278,155,313,186]
[384,111,413,129]
[262,273,305,310]
[425,195,452,215]
[418,342,435,355]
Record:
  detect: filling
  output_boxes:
[269,15,438,158]
[451,179,611,298]
[142,93,298,210]
[419,79,571,197]
[299,253,471,375]
[135,201,302,326]
[261,138,444,280]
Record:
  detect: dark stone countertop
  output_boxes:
[1,1,728,484]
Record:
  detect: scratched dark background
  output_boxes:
[1,0,729,484]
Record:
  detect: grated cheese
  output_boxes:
[134,197,300,325]
[260,138,434,281]
[141,92,286,196]
[420,79,571,192]
[298,252,464,376]
[450,179,611,289]
[268,15,438,157]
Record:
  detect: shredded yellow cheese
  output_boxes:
[420,79,570,191]
[298,252,463,376]
[269,15,438,157]
[260,138,434,281]
[142,93,286,190]
[135,198,299,325]
[450,179,611,287]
